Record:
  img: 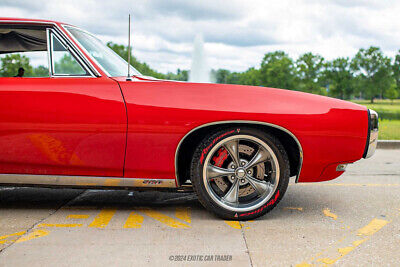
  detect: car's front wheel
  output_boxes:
[190,127,290,220]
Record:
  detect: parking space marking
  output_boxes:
[323,208,338,220]
[88,208,117,229]
[0,231,26,245]
[284,207,304,211]
[138,208,190,228]
[21,207,193,230]
[297,217,391,266]
[357,218,389,236]
[322,208,351,231]
[175,207,191,224]
[124,212,144,228]
[0,231,26,241]
[67,215,90,219]
[15,229,49,243]
[224,221,242,229]
[38,223,83,228]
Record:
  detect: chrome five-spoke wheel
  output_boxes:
[191,127,289,220]
[202,134,280,213]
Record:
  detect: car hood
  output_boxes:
[113,76,367,115]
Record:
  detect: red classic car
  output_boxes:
[0,18,378,220]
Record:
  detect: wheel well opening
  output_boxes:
[176,123,302,186]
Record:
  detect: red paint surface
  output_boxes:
[116,78,368,182]
[0,18,369,184]
[0,77,126,176]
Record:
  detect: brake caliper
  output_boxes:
[212,148,228,167]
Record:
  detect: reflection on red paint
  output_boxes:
[28,134,84,166]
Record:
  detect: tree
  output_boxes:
[324,57,354,99]
[0,53,33,77]
[393,50,400,91]
[226,71,243,84]
[384,83,399,104]
[106,42,166,79]
[351,46,393,103]
[296,52,325,94]
[238,67,261,86]
[259,51,296,89]
[33,65,49,77]
[54,54,86,75]
[165,69,188,81]
[213,69,231,84]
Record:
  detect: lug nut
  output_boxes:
[241,162,245,166]
[247,170,251,174]
[241,179,246,183]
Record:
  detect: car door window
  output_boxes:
[0,27,49,77]
[49,31,89,76]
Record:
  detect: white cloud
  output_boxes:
[1,0,400,73]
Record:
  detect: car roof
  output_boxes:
[0,17,74,27]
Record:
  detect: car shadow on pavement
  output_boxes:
[0,185,331,222]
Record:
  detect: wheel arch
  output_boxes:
[175,120,303,186]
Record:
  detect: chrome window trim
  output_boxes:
[174,120,304,186]
[47,28,95,77]
[0,19,101,77]
[46,28,52,77]
[0,174,176,189]
[52,25,101,77]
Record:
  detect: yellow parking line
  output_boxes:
[357,218,389,236]
[138,208,190,228]
[0,231,27,245]
[284,207,304,211]
[175,207,191,224]
[297,218,390,266]
[38,223,83,228]
[224,221,242,229]
[15,229,49,243]
[0,231,26,240]
[67,215,90,219]
[89,208,117,229]
[323,208,338,220]
[124,212,144,228]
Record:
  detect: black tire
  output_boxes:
[190,127,290,220]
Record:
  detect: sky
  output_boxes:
[1,0,400,73]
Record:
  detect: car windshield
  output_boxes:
[65,26,141,77]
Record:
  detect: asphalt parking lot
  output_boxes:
[0,149,399,266]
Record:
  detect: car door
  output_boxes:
[0,27,127,177]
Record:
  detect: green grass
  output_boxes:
[350,99,400,140]
[352,99,400,120]
[379,120,400,140]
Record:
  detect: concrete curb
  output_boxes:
[377,140,400,149]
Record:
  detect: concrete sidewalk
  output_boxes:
[377,140,400,149]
